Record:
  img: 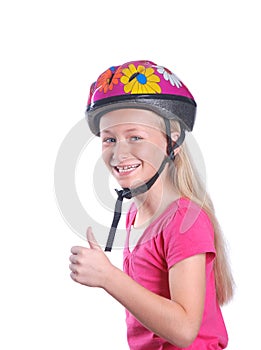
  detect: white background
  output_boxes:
[1,0,260,349]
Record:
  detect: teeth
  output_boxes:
[117,165,139,173]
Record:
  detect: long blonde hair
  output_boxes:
[167,120,235,305]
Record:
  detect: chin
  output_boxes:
[120,178,151,191]
[116,180,135,189]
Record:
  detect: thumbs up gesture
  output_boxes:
[69,227,113,288]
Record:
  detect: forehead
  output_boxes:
[99,108,163,132]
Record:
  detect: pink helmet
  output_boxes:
[86,60,197,135]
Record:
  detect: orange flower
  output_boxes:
[97,67,122,94]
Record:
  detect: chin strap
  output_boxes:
[104,121,185,252]
[104,157,170,251]
[104,188,130,252]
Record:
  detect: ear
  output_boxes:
[171,131,182,156]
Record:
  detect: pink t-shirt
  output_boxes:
[123,198,228,350]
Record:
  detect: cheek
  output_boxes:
[133,140,167,169]
[101,146,112,168]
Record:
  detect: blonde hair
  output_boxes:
[167,120,235,305]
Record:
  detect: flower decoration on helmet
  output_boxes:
[156,65,182,88]
[97,66,123,94]
[120,63,161,94]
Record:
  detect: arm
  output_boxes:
[70,228,206,348]
[104,254,206,347]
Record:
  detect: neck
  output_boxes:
[133,172,180,228]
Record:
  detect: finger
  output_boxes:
[70,271,78,282]
[71,246,83,255]
[69,255,78,264]
[69,263,77,273]
[86,227,102,251]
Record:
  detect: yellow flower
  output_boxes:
[120,63,161,94]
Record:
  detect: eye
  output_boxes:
[103,137,116,143]
[130,136,143,141]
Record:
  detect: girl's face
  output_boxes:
[100,109,168,189]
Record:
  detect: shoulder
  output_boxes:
[173,197,214,234]
[163,198,216,268]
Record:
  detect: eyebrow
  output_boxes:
[101,127,144,134]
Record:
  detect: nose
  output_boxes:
[111,140,130,165]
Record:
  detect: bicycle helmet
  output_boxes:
[86,60,196,135]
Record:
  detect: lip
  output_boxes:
[112,163,141,176]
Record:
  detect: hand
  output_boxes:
[69,227,113,288]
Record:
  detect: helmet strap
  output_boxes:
[164,118,185,160]
[104,157,169,251]
[104,120,185,252]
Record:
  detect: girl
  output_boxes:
[69,60,234,349]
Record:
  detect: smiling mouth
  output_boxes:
[114,164,140,173]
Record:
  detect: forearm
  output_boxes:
[103,266,196,347]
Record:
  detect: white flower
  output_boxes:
[157,66,182,88]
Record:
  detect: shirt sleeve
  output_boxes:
[163,201,216,270]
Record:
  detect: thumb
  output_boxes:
[86,227,102,251]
